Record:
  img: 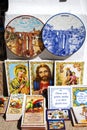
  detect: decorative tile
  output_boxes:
[42,13,86,57]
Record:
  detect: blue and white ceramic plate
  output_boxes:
[42,13,86,57]
[5,15,44,59]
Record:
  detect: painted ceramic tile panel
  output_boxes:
[29,60,54,95]
[46,109,70,120]
[55,61,84,86]
[47,119,65,130]
[5,60,30,95]
[22,95,45,126]
[7,94,24,114]
[48,86,71,109]
[5,15,44,59]
[0,61,3,95]
[42,13,86,57]
[72,86,87,107]
[0,97,9,114]
[73,106,87,124]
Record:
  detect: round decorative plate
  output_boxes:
[5,15,44,58]
[42,13,86,57]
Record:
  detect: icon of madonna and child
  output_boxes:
[63,68,78,85]
[5,61,30,95]
[55,62,84,86]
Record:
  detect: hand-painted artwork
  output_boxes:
[5,15,44,59]
[29,61,54,95]
[46,109,70,120]
[47,119,65,130]
[5,60,30,95]
[72,86,87,107]
[0,61,3,95]
[48,86,71,109]
[73,106,87,124]
[55,61,84,86]
[7,94,24,114]
[42,13,86,57]
[0,97,9,114]
[23,95,45,126]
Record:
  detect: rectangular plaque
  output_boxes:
[48,86,71,109]
[72,85,87,107]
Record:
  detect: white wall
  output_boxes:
[7,0,87,15]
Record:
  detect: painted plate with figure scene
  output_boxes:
[42,13,86,57]
[5,15,44,59]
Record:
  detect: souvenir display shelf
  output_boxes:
[0,0,87,130]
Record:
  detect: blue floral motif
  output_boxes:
[42,13,86,56]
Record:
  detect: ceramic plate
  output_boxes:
[5,15,44,59]
[42,13,86,57]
